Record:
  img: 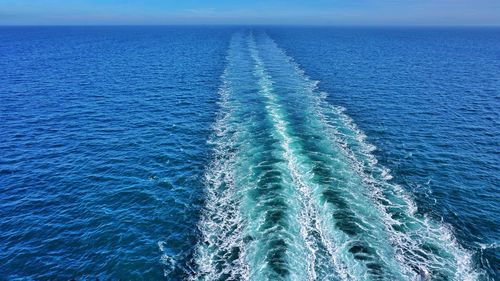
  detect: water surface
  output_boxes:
[0,26,498,280]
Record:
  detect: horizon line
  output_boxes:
[1,23,500,28]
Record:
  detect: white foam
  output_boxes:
[189,30,482,281]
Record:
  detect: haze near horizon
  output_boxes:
[1,0,499,26]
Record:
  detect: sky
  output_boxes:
[0,0,499,26]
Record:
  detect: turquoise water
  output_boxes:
[0,27,498,280]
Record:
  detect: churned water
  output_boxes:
[0,27,498,280]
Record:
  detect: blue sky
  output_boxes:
[0,0,499,25]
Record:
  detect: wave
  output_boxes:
[189,31,481,281]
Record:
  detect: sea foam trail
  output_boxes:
[191,31,481,281]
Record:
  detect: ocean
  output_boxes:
[0,26,498,280]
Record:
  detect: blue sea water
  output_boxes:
[0,27,498,280]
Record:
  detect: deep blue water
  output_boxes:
[0,27,498,280]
